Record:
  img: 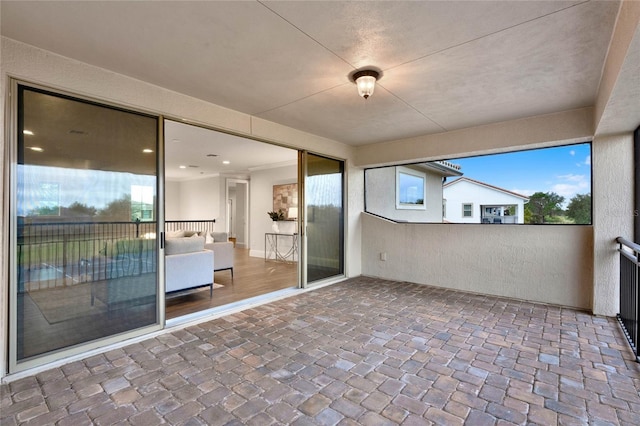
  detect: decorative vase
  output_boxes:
[271,221,280,233]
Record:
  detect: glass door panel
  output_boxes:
[12,85,160,365]
[304,153,344,284]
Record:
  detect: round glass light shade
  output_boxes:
[356,75,377,99]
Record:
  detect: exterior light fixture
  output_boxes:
[353,69,379,99]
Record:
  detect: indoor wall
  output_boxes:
[165,176,221,221]
[249,163,298,259]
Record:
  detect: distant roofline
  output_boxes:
[417,160,463,177]
[443,177,530,201]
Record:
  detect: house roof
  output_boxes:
[1,1,635,146]
[443,177,530,201]
[416,161,464,178]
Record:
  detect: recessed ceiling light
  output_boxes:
[179,165,186,169]
[29,147,44,152]
[23,130,34,135]
[222,160,230,165]
[142,149,153,153]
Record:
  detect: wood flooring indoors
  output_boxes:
[165,248,298,319]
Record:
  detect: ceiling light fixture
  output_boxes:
[29,147,44,152]
[179,165,186,169]
[353,69,380,99]
[23,130,34,135]
[142,149,153,153]
[222,160,230,165]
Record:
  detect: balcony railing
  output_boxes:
[17,219,216,292]
[616,236,640,362]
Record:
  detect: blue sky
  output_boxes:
[447,143,591,205]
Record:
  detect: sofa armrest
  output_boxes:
[204,241,234,271]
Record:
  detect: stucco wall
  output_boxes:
[365,166,444,222]
[592,133,634,316]
[362,213,594,309]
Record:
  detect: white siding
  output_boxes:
[444,180,526,224]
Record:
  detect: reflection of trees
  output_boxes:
[65,202,97,218]
[97,194,132,221]
[28,206,59,216]
[28,193,134,222]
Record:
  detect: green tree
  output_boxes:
[525,192,565,224]
[566,193,591,224]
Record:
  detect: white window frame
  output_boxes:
[396,166,426,210]
[462,203,473,217]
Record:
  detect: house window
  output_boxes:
[463,203,473,217]
[396,166,426,210]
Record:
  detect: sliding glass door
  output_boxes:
[301,153,345,285]
[10,82,162,370]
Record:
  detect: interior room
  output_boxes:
[163,120,300,319]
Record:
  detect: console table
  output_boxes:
[265,233,298,263]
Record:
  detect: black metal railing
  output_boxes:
[17,219,215,291]
[616,236,640,362]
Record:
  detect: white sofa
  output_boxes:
[165,236,214,296]
[204,232,234,279]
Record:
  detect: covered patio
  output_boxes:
[2,277,639,425]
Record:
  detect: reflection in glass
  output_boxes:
[306,154,344,282]
[16,86,158,361]
[396,167,426,210]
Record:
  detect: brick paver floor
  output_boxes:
[2,277,640,425]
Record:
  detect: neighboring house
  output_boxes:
[443,177,530,224]
[366,161,462,223]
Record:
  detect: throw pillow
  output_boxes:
[204,232,214,244]
[166,230,185,238]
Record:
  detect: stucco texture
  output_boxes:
[362,213,594,310]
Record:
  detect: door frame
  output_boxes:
[298,150,346,289]
[225,178,249,248]
[6,79,166,373]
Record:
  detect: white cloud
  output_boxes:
[570,150,576,156]
[550,174,590,205]
[585,155,591,165]
[557,173,586,183]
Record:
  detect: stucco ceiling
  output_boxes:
[0,1,625,146]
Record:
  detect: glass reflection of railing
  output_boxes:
[17,219,215,292]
